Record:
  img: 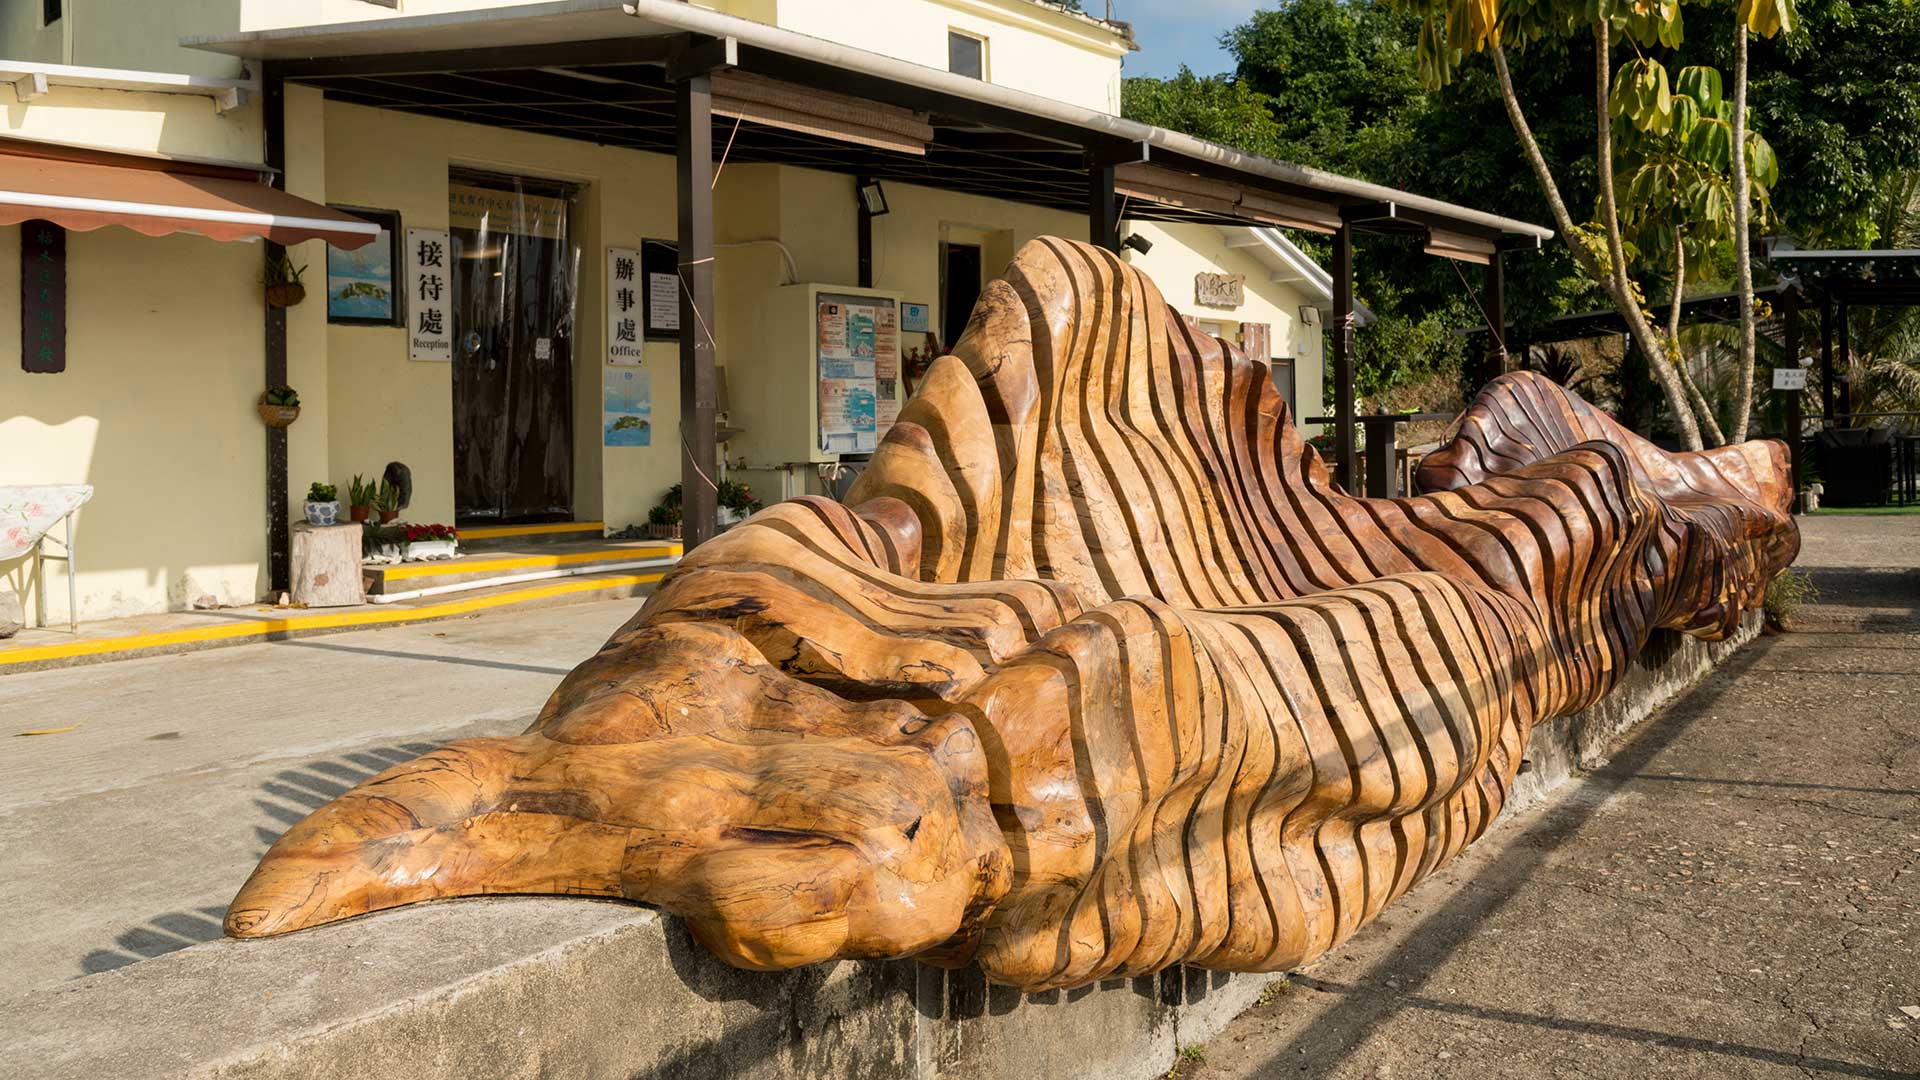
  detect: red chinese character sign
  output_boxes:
[405,227,452,363]
[21,220,65,374]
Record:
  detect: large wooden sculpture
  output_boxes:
[227,238,1798,991]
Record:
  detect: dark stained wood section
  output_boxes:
[226,239,1799,991]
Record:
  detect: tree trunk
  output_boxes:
[1669,239,1727,446]
[1729,22,1757,442]
[1489,42,1704,450]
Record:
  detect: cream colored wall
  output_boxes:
[767,0,1127,113]
[63,0,247,79]
[318,100,682,531]
[1124,221,1327,434]
[0,83,261,164]
[0,226,267,622]
[0,0,67,64]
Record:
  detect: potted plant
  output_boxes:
[375,478,402,523]
[401,523,459,561]
[645,502,682,541]
[265,255,308,308]
[716,479,762,527]
[347,474,377,524]
[303,481,339,526]
[258,386,301,428]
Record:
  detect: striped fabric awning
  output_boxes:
[0,138,380,249]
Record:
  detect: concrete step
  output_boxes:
[362,540,682,597]
[454,521,608,552]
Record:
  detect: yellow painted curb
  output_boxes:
[458,521,607,540]
[0,572,665,667]
[377,546,682,582]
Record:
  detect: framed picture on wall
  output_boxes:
[325,207,404,326]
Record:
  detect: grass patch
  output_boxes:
[1809,503,1920,516]
[1765,567,1820,630]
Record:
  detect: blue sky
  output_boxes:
[1112,0,1269,80]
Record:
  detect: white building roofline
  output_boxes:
[185,0,1552,244]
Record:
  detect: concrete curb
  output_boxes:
[0,617,1761,1080]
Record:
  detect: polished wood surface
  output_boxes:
[227,238,1798,991]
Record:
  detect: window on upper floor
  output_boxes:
[44,0,62,26]
[948,31,986,81]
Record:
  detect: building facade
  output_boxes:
[1,0,1341,623]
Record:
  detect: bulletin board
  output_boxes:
[816,292,899,455]
[640,239,681,340]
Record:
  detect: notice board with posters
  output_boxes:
[815,292,899,455]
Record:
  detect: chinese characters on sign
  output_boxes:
[606,247,644,364]
[641,239,680,339]
[20,220,65,374]
[406,228,453,362]
[816,293,899,455]
[1195,272,1246,309]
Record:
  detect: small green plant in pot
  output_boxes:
[347,474,378,524]
[303,481,340,526]
[264,255,308,309]
[258,386,301,428]
[375,478,402,523]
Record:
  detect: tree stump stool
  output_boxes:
[290,522,364,608]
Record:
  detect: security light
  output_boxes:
[858,180,890,217]
[1120,233,1153,255]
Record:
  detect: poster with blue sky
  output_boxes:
[327,209,400,325]
[604,367,652,447]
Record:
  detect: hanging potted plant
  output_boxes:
[347,474,377,524]
[264,254,308,308]
[375,478,402,523]
[303,481,339,526]
[258,386,301,428]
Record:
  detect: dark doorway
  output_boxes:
[941,241,982,347]
[448,172,580,524]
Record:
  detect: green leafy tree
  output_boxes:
[1121,68,1284,158]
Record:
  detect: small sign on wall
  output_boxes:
[1772,367,1808,391]
[1195,272,1245,309]
[21,220,65,373]
[603,366,652,446]
[641,239,680,340]
[606,246,644,364]
[902,301,931,333]
[405,227,453,362]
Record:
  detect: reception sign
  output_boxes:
[405,228,453,362]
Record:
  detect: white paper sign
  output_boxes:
[405,228,453,363]
[1772,367,1808,391]
[606,247,644,364]
[648,271,680,333]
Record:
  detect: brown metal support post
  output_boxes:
[1088,158,1119,253]
[1819,298,1835,422]
[262,63,291,594]
[1484,252,1507,384]
[1331,224,1357,490]
[856,174,874,289]
[1362,417,1395,498]
[676,72,719,549]
[1835,298,1851,421]
[1782,296,1802,499]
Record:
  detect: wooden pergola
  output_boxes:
[194,0,1552,565]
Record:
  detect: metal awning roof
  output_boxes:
[187,0,1552,256]
[1766,245,1920,306]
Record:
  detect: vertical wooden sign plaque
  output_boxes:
[21,219,66,373]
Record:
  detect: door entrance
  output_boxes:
[941,241,982,347]
[448,172,580,525]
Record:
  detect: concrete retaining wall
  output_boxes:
[1,616,1759,1080]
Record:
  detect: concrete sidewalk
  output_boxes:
[0,596,637,996]
[1181,513,1920,1079]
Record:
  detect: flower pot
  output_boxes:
[304,500,340,526]
[402,539,458,562]
[266,283,307,309]
[258,402,301,428]
[349,505,372,523]
[378,510,399,524]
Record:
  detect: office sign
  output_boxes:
[606,246,644,364]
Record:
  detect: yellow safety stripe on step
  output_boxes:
[457,521,608,540]
[378,547,684,582]
[0,572,667,667]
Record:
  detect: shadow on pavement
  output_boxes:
[76,740,442,978]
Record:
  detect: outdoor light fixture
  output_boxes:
[1120,233,1152,255]
[1299,305,1320,327]
[858,180,890,216]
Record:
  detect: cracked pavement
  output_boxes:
[1181,512,1920,1080]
